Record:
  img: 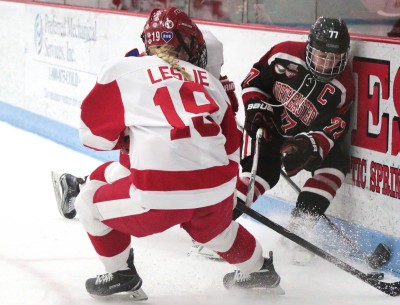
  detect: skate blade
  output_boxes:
[248,285,285,296]
[51,171,63,216]
[187,250,224,262]
[127,287,148,301]
[90,287,148,302]
[265,285,285,295]
[230,284,285,296]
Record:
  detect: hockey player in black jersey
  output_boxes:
[235,17,355,263]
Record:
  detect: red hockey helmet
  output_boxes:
[142,7,207,69]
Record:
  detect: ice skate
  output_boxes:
[85,248,148,301]
[51,171,85,219]
[187,240,224,261]
[223,251,285,295]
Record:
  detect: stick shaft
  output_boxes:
[245,128,263,207]
[236,202,400,296]
[279,169,365,255]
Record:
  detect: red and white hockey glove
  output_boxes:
[219,75,239,113]
[280,134,322,177]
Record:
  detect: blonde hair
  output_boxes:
[148,45,192,81]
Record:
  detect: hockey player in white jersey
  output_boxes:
[52,13,237,261]
[70,7,283,300]
[51,23,238,216]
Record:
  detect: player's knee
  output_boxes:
[202,221,239,252]
[75,182,110,236]
[105,162,130,183]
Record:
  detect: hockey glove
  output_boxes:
[219,75,239,113]
[244,98,274,139]
[280,134,322,177]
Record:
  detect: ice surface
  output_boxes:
[1,121,399,305]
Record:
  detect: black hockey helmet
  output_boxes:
[305,17,350,82]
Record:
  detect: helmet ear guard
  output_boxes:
[141,7,207,69]
[305,17,350,82]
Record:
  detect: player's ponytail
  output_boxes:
[148,45,192,81]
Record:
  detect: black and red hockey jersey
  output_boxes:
[241,41,355,159]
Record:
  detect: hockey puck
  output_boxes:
[367,243,392,269]
[366,272,384,280]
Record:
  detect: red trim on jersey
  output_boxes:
[130,160,238,191]
[81,80,126,144]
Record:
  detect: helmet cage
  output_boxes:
[305,44,349,82]
[173,29,207,70]
[305,17,350,82]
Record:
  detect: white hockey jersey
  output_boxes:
[80,55,241,209]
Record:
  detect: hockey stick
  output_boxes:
[236,202,400,296]
[279,169,392,269]
[279,169,361,246]
[245,128,264,207]
[240,130,400,296]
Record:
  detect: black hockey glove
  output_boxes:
[244,98,274,139]
[280,134,322,177]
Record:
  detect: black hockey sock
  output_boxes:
[295,191,330,218]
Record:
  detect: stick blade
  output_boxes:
[368,279,400,297]
[367,243,392,269]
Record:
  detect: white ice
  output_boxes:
[1,121,399,305]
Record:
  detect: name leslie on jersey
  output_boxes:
[147,65,210,86]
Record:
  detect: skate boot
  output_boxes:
[223,251,284,294]
[51,171,85,219]
[85,248,148,301]
[187,240,224,261]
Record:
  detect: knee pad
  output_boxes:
[75,180,112,237]
[105,162,130,184]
